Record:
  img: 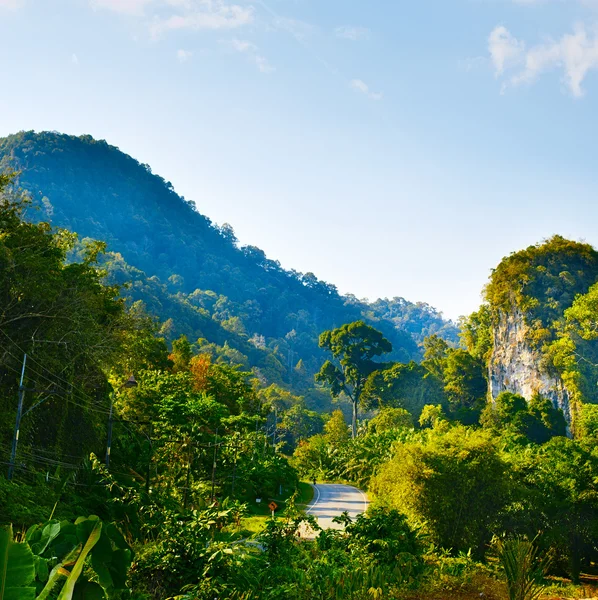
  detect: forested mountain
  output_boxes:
[4,141,598,600]
[0,131,458,404]
[458,236,598,432]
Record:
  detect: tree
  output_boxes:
[324,409,350,445]
[278,403,324,452]
[481,391,566,444]
[422,334,449,381]
[418,404,446,428]
[363,361,446,422]
[442,349,487,424]
[509,437,598,583]
[459,304,493,362]
[315,321,392,438]
[169,335,192,372]
[371,425,509,558]
[0,174,130,462]
[369,407,413,433]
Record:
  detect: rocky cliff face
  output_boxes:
[489,307,571,424]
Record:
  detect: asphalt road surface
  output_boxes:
[306,483,369,530]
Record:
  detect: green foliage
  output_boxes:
[371,425,509,558]
[494,536,550,600]
[0,516,132,600]
[421,335,486,425]
[459,304,493,362]
[442,349,487,424]
[366,296,460,346]
[506,437,598,584]
[323,410,350,444]
[481,392,566,444]
[336,507,423,568]
[0,130,439,407]
[363,361,445,422]
[277,403,324,453]
[482,237,598,434]
[576,403,598,439]
[547,282,598,419]
[0,174,129,466]
[368,408,413,433]
[316,321,392,438]
[418,404,446,428]
[485,235,598,329]
[0,525,36,600]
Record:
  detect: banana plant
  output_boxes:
[0,524,36,600]
[1,516,132,600]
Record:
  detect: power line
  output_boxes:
[0,351,112,416]
[0,329,113,413]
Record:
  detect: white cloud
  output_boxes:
[177,48,193,61]
[350,79,382,100]
[488,25,525,75]
[490,23,598,97]
[229,38,274,73]
[71,53,79,65]
[91,0,253,34]
[151,1,254,36]
[335,26,370,41]
[90,0,153,15]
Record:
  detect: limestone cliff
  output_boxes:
[489,307,571,424]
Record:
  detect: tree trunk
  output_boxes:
[352,399,358,438]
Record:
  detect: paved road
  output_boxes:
[306,483,369,530]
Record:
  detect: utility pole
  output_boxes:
[210,427,219,502]
[8,354,27,480]
[145,423,152,495]
[105,396,114,468]
[231,433,239,496]
[105,375,137,469]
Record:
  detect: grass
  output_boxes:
[236,482,315,536]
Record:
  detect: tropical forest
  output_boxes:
[0,130,597,600]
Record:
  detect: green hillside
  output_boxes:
[0,131,458,404]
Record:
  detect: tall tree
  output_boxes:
[315,321,392,438]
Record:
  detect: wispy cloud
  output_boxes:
[150,1,254,36]
[488,25,525,75]
[350,78,382,100]
[177,48,193,61]
[335,26,370,41]
[489,23,598,97]
[71,53,80,65]
[228,38,274,73]
[91,0,254,33]
[90,0,153,15]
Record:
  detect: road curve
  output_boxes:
[306,483,369,530]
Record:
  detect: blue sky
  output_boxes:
[1,0,598,320]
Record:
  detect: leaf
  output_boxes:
[36,546,82,600]
[57,519,102,600]
[72,580,105,600]
[34,555,49,583]
[29,521,62,557]
[0,525,36,600]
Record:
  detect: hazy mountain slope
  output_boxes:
[0,131,458,390]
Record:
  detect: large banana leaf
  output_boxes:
[56,519,102,600]
[0,525,36,600]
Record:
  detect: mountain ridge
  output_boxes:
[0,130,459,402]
